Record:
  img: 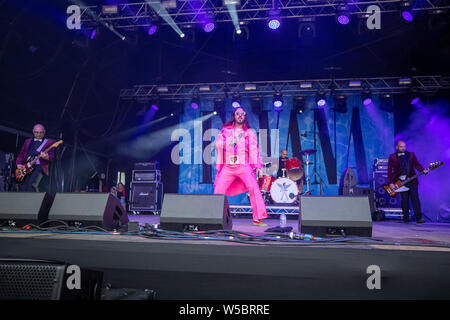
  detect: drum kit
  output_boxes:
[256,149,316,204]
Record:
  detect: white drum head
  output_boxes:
[270,178,298,204]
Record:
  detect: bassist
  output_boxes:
[388,140,428,223]
[16,124,54,192]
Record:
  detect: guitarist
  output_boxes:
[16,124,54,192]
[388,140,428,223]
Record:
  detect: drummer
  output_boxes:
[276,149,305,194]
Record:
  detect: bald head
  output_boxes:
[280,149,288,158]
[32,124,46,140]
[396,140,406,152]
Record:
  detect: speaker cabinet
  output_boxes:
[0,259,103,300]
[129,182,163,212]
[48,193,128,230]
[0,192,54,226]
[160,194,232,232]
[299,196,372,237]
[373,171,402,210]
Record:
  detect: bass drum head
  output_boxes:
[270,177,298,204]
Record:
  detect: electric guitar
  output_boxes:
[383,161,444,197]
[15,140,63,182]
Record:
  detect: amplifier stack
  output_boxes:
[372,158,402,219]
[129,162,163,213]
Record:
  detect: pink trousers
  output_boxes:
[214,165,268,221]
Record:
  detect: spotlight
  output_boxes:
[400,0,415,22]
[294,96,306,114]
[273,92,283,111]
[316,91,327,107]
[361,89,372,106]
[336,6,350,25]
[191,95,200,109]
[203,13,215,33]
[214,98,225,115]
[409,87,421,105]
[231,94,241,108]
[148,24,158,36]
[267,9,281,30]
[180,33,186,38]
[90,28,98,40]
[334,95,347,113]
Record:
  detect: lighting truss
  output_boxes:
[78,0,450,28]
[120,75,450,100]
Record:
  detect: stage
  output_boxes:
[1,215,450,299]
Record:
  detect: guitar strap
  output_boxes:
[35,139,48,165]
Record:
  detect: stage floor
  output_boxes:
[129,214,450,247]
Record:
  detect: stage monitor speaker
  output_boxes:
[299,196,372,237]
[0,259,103,300]
[0,192,54,226]
[160,194,232,232]
[48,193,128,230]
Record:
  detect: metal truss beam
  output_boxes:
[78,0,450,28]
[119,75,450,100]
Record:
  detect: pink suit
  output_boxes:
[214,124,268,221]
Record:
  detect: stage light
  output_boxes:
[231,94,241,108]
[273,92,283,111]
[202,13,215,33]
[213,111,218,115]
[151,104,159,111]
[294,96,306,114]
[400,0,415,22]
[90,28,97,40]
[180,33,185,38]
[399,78,412,85]
[409,87,421,105]
[244,84,257,91]
[267,9,281,30]
[361,89,372,106]
[102,5,118,15]
[316,91,326,107]
[148,24,158,36]
[300,82,312,89]
[191,95,200,109]
[334,95,347,113]
[349,80,362,87]
[336,6,350,25]
[157,86,169,93]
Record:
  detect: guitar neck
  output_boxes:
[29,143,55,164]
[402,171,424,185]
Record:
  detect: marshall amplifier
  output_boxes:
[132,170,161,182]
[134,162,159,171]
[129,182,163,211]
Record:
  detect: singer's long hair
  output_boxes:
[222,107,251,130]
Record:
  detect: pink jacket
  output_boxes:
[215,124,262,196]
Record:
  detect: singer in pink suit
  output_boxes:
[214,107,268,226]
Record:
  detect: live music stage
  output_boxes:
[1,214,450,300]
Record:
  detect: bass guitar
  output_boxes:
[383,161,444,197]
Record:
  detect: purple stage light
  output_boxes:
[232,101,241,108]
[402,10,414,22]
[410,97,420,105]
[203,22,215,33]
[90,29,97,40]
[151,104,159,110]
[191,102,199,109]
[363,97,373,106]
[337,14,350,25]
[148,25,157,35]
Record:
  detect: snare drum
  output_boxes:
[269,177,298,204]
[285,157,304,181]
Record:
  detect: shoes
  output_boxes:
[253,220,268,227]
[416,219,426,224]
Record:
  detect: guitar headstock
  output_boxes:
[428,161,444,170]
[52,140,63,148]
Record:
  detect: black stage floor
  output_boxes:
[1,216,450,299]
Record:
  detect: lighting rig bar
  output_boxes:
[119,75,450,100]
[78,0,450,28]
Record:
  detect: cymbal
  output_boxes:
[299,149,317,156]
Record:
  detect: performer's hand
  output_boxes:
[40,152,49,160]
[389,183,395,190]
[423,169,429,174]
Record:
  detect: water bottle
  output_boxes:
[280,212,287,227]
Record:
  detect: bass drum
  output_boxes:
[270,177,298,204]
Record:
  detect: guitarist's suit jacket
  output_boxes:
[16,138,55,176]
[387,151,425,185]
